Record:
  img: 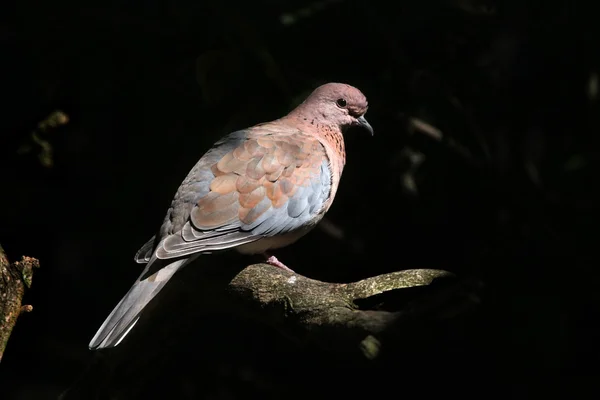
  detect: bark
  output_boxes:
[0,245,39,362]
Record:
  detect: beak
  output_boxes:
[356,115,374,136]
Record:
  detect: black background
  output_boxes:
[1,0,599,398]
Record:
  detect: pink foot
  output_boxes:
[265,254,295,273]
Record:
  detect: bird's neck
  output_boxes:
[283,111,346,169]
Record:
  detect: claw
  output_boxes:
[264,254,295,273]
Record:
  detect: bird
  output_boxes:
[89,82,373,350]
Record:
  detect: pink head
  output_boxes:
[289,83,373,136]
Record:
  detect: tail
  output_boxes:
[88,257,188,350]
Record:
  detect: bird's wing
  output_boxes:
[139,124,333,262]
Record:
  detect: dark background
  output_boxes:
[1,0,599,398]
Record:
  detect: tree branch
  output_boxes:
[228,265,455,357]
[62,261,478,399]
[0,245,39,362]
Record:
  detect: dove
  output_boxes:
[89,82,373,350]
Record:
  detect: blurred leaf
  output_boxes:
[16,110,69,168]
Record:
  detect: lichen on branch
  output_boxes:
[0,245,39,362]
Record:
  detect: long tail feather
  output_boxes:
[88,257,188,350]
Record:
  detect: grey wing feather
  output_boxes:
[132,130,251,260]
[134,235,156,264]
[159,130,248,238]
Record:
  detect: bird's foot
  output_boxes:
[264,254,295,273]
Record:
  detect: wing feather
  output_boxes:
[136,125,332,261]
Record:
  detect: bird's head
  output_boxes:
[292,82,373,136]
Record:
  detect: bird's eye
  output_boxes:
[336,98,347,108]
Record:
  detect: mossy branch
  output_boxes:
[228,265,454,358]
[0,245,39,362]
